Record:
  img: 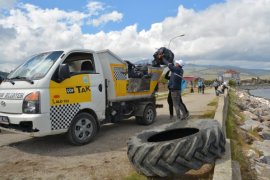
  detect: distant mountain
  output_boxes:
[186,64,269,76]
[134,59,270,80]
[184,64,270,79]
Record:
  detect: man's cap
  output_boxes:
[175,59,184,66]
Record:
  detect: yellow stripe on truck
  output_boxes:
[49,74,91,106]
[110,64,127,97]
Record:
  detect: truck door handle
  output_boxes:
[98,84,102,92]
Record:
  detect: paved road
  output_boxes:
[0,88,216,179]
[160,88,217,117]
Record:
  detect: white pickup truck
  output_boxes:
[0,49,164,145]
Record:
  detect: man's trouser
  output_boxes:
[167,91,174,117]
[171,90,187,119]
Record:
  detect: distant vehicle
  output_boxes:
[0,49,164,145]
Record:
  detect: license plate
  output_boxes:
[0,116,9,125]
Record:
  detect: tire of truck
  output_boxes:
[127,119,226,177]
[67,112,98,146]
[135,104,156,125]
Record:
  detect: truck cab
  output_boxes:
[0,49,163,145]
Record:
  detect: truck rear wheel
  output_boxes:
[68,112,98,145]
[136,104,156,125]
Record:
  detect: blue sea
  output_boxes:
[249,89,270,100]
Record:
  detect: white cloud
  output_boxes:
[86,1,104,16]
[86,1,123,26]
[0,2,124,71]
[88,11,123,27]
[1,0,270,72]
[158,0,270,69]
[0,0,17,9]
[0,3,86,71]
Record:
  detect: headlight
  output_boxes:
[23,91,40,114]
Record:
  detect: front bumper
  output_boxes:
[0,112,51,137]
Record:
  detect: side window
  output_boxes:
[64,52,95,75]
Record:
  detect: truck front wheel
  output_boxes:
[68,112,98,145]
[136,104,156,125]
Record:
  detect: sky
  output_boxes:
[0,0,270,72]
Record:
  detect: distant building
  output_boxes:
[223,69,240,84]
[183,76,199,93]
[183,76,198,82]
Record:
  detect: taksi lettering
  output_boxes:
[76,86,91,93]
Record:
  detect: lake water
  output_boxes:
[249,89,270,100]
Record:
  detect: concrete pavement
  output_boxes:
[158,88,217,119]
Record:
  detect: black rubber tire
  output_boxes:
[127,119,226,177]
[68,112,98,146]
[136,104,156,125]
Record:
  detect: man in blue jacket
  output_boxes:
[158,52,189,120]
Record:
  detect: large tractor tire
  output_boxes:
[127,119,226,177]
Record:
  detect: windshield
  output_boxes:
[8,51,63,80]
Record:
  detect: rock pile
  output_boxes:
[236,90,270,180]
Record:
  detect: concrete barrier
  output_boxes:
[214,90,228,136]
[213,90,242,180]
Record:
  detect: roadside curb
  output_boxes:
[212,90,242,180]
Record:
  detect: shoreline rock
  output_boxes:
[236,89,270,179]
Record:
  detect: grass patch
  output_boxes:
[156,92,168,100]
[199,111,216,119]
[248,128,263,141]
[226,89,257,180]
[123,172,147,180]
[124,171,214,180]
[156,91,189,101]
[198,97,218,119]
[207,97,218,106]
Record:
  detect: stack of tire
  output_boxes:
[127,119,226,177]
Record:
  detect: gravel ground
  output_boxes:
[0,89,215,180]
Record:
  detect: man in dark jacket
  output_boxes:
[164,70,189,120]
[158,52,189,120]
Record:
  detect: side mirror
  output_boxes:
[58,64,70,82]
